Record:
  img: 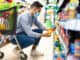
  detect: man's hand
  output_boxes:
[41,28,56,37]
[41,33,51,37]
[41,27,56,37]
[46,27,56,34]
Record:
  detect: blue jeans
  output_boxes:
[11,29,43,49]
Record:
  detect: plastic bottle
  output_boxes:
[70,43,75,54]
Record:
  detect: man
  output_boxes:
[11,1,55,56]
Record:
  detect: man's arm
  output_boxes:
[19,16,53,37]
[34,17,47,30]
[34,17,56,32]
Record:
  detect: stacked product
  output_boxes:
[54,33,65,60]
[74,40,80,57]
[68,0,78,19]
[59,11,69,21]
[45,5,53,28]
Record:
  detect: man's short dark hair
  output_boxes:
[31,1,43,8]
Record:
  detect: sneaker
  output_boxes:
[30,50,44,56]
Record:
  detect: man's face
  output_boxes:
[34,7,42,13]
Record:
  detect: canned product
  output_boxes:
[74,40,80,57]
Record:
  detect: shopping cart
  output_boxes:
[0,6,27,60]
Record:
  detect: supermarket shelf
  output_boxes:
[55,30,68,54]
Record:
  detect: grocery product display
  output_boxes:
[54,33,66,60]
[45,4,54,28]
[74,40,80,57]
[45,3,59,28]
[52,0,80,60]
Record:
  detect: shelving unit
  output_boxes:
[52,0,68,60]
[53,0,80,60]
[55,30,68,54]
[53,22,68,60]
[44,0,68,59]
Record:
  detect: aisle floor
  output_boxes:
[0,35,53,60]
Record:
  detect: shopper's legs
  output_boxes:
[11,32,34,49]
[32,29,43,45]
[11,29,43,56]
[11,29,43,49]
[31,29,43,56]
[31,29,43,50]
